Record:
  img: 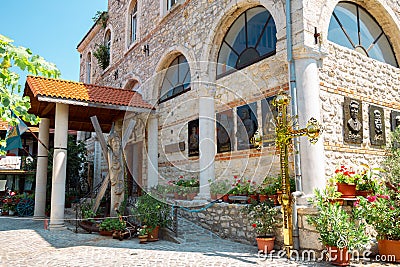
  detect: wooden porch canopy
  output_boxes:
[23,76,154,132]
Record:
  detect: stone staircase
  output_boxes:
[162,216,221,244]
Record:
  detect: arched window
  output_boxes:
[86,52,92,84]
[130,3,138,44]
[105,29,111,64]
[124,79,139,91]
[159,55,191,103]
[217,6,277,78]
[328,2,398,67]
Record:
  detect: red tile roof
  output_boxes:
[25,76,154,110]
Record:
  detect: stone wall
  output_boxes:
[178,201,284,248]
[77,0,400,190]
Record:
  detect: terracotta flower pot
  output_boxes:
[99,230,113,236]
[337,183,356,198]
[378,239,400,263]
[258,194,268,202]
[256,236,275,253]
[222,194,230,203]
[248,194,258,203]
[326,246,350,266]
[147,226,160,242]
[138,235,148,244]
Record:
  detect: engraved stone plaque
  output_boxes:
[343,97,362,144]
[390,110,400,132]
[369,105,385,146]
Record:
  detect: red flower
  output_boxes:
[247,180,251,183]
[234,176,238,179]
[389,206,395,210]
[354,199,360,207]
[341,165,345,169]
[343,171,350,176]
[179,176,183,179]
[378,195,390,200]
[367,196,377,202]
[251,223,257,228]
[335,169,340,173]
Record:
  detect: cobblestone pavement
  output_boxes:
[0,215,397,266]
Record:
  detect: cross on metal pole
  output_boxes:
[250,93,322,256]
[272,93,321,256]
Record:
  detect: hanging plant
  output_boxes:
[93,43,110,70]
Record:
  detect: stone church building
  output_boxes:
[77,0,400,198]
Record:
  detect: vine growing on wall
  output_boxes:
[92,11,109,29]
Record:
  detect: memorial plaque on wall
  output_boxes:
[261,96,277,146]
[390,110,400,131]
[343,97,363,144]
[188,119,199,157]
[369,105,385,146]
[216,109,234,153]
[237,102,258,150]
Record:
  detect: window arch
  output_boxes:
[159,55,191,103]
[217,6,277,78]
[105,29,111,65]
[130,2,138,44]
[86,52,92,83]
[124,79,139,91]
[328,2,398,67]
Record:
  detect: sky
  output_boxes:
[1,1,108,84]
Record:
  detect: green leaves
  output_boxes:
[0,33,61,152]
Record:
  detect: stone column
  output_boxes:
[293,47,326,196]
[33,118,50,219]
[49,103,69,230]
[147,114,158,189]
[197,94,215,199]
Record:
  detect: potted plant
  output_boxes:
[99,218,126,236]
[308,189,369,266]
[331,165,357,198]
[354,164,382,197]
[132,193,172,241]
[357,182,400,262]
[137,227,149,244]
[79,203,99,233]
[209,179,230,200]
[246,200,280,253]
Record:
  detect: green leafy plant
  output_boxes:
[137,227,149,236]
[354,164,383,191]
[0,34,60,153]
[383,127,400,185]
[99,218,126,232]
[80,202,97,223]
[258,176,280,195]
[92,11,109,28]
[93,43,110,70]
[246,201,280,237]
[229,176,256,195]
[132,193,172,231]
[307,189,369,250]
[356,182,400,241]
[332,165,357,184]
[209,179,231,195]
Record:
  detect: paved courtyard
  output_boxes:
[0,216,396,266]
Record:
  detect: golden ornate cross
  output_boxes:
[252,92,321,256]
